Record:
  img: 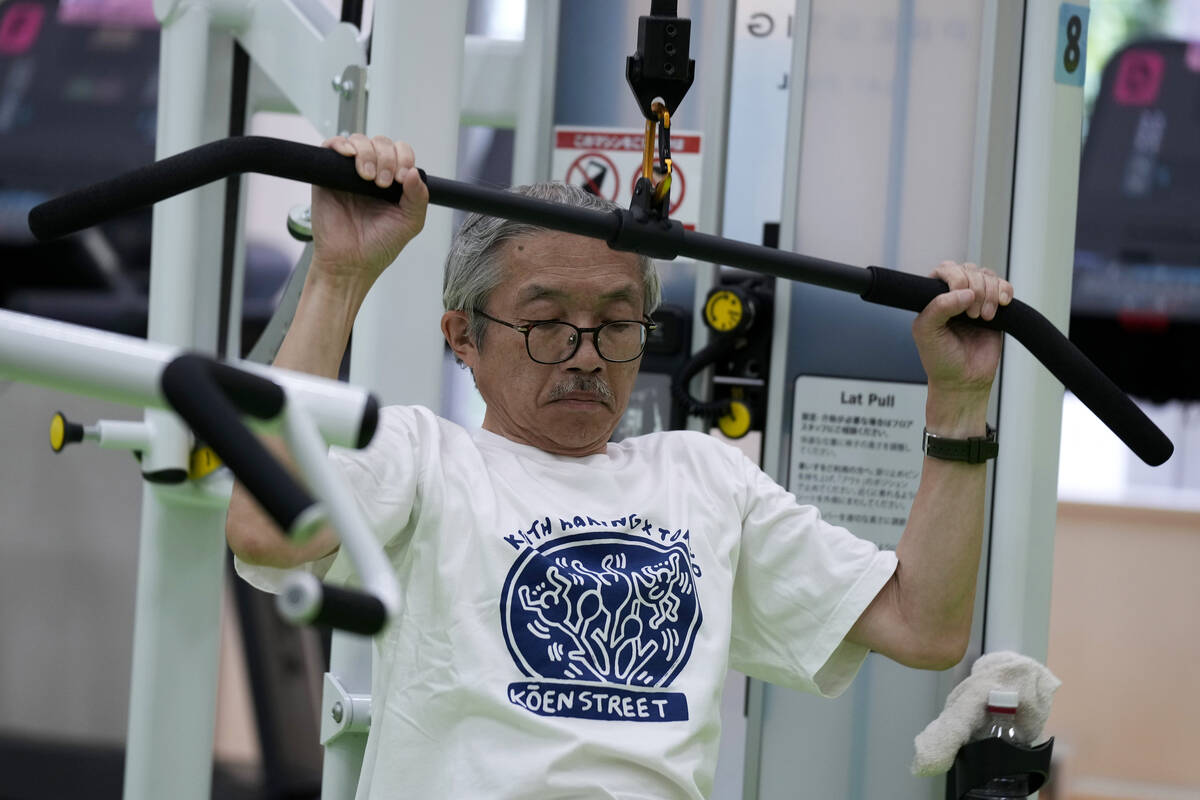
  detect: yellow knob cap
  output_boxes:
[49,412,66,452]
[188,446,223,480]
[704,290,744,333]
[49,411,86,452]
[717,400,752,439]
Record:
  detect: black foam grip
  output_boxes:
[28,136,621,244]
[207,360,286,419]
[310,583,387,635]
[357,393,380,449]
[161,353,317,533]
[861,266,1174,466]
[28,137,422,241]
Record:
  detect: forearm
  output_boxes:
[226,270,369,566]
[274,268,371,377]
[225,434,340,568]
[892,389,990,659]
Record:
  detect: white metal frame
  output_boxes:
[748,0,1084,796]
[987,0,1086,660]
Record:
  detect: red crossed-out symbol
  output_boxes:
[565,153,619,202]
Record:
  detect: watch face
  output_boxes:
[705,290,744,333]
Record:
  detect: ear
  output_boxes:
[441,310,478,367]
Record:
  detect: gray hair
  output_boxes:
[442,182,661,349]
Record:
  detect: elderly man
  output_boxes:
[227,135,1012,799]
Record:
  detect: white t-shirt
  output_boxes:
[237,405,897,799]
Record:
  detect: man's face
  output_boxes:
[451,231,646,457]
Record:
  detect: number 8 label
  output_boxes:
[1063,15,1082,74]
[1055,4,1089,88]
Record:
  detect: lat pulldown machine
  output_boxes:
[5,2,1171,799]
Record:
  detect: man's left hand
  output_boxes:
[912,261,1013,402]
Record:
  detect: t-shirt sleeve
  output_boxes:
[728,451,897,698]
[232,405,428,594]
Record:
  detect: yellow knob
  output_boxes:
[188,446,223,480]
[49,411,84,453]
[49,412,66,452]
[704,290,744,333]
[717,400,752,439]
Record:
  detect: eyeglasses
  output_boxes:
[474,310,657,365]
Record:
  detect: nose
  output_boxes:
[564,330,604,373]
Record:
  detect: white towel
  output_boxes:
[912,651,1061,776]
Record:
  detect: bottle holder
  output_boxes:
[945,736,1054,799]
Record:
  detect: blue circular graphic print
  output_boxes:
[501,532,703,688]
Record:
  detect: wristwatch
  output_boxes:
[922,425,998,463]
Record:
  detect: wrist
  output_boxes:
[924,386,990,437]
[304,264,374,314]
[307,256,377,297]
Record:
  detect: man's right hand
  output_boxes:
[311,134,430,291]
[227,135,427,569]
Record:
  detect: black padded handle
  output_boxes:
[279,575,387,635]
[27,136,617,243]
[28,137,412,240]
[862,266,1173,467]
[29,136,1173,466]
[161,353,320,535]
[307,583,387,635]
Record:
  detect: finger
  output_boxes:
[348,133,376,181]
[980,269,999,320]
[977,266,1014,306]
[915,286,975,333]
[399,165,429,221]
[394,140,416,179]
[322,135,357,157]
[963,263,985,319]
[372,135,399,187]
[931,260,968,290]
[999,277,1013,306]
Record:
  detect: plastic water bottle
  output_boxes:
[964,689,1030,798]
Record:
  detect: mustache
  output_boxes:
[548,375,615,406]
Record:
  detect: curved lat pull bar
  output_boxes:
[160,353,325,539]
[160,352,394,635]
[29,137,1174,467]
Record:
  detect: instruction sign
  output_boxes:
[553,126,703,230]
[789,375,927,549]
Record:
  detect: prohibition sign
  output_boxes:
[630,158,686,217]
[565,152,620,202]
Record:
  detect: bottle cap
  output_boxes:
[987,689,1018,709]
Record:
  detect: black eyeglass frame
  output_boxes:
[473,310,658,365]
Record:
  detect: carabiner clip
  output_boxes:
[652,102,673,210]
[633,101,674,222]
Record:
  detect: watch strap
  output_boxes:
[922,425,998,463]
